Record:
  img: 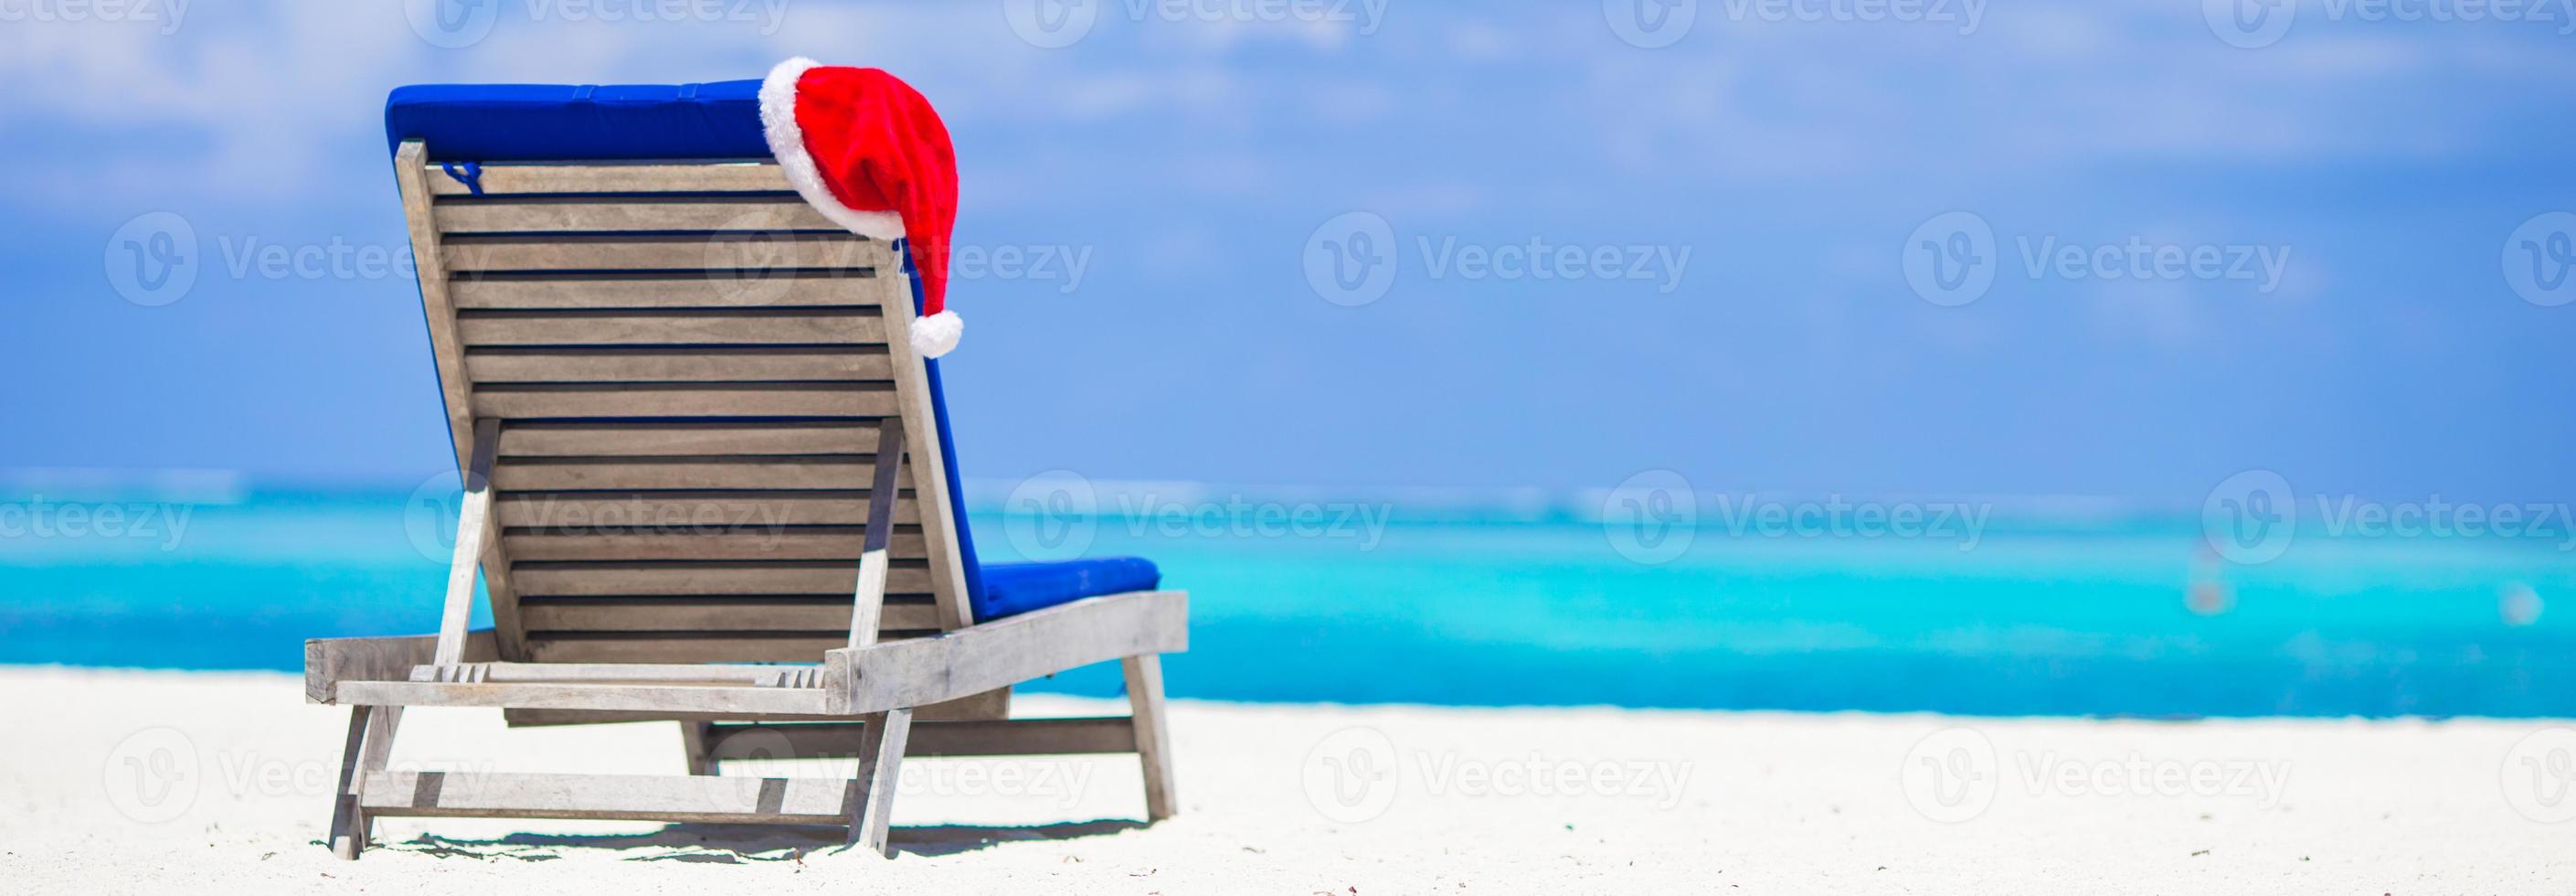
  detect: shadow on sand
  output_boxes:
[391,819,1150,862]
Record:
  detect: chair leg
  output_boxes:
[1122,654,1179,821]
[679,721,718,775]
[846,708,913,858]
[324,708,369,859]
[328,705,402,859]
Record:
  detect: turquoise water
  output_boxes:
[6,489,2574,718]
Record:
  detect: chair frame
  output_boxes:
[305,142,1183,859]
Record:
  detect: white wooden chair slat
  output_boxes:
[494,421,888,456]
[450,275,883,309]
[467,348,894,384]
[495,493,922,528]
[471,385,899,420]
[488,456,885,492]
[442,234,884,272]
[503,530,934,562]
[521,636,932,665]
[516,600,944,633]
[423,161,794,196]
[436,197,839,233]
[510,561,935,597]
[455,310,887,347]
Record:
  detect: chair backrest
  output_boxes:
[391,141,977,666]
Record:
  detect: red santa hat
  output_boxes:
[758,58,962,358]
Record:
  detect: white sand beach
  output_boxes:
[5,666,2570,893]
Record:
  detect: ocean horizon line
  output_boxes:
[0,465,2210,525]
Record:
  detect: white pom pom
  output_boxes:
[911,310,962,358]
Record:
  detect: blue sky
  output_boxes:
[2,0,2572,507]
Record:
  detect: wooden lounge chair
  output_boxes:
[305,80,1184,859]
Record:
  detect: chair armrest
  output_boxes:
[824,591,1186,715]
[303,631,498,704]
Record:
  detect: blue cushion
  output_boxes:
[386,80,769,161]
[978,557,1163,621]
[386,81,1165,622]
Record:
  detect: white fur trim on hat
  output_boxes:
[911,309,962,358]
[758,57,905,241]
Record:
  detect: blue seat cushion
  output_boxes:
[385,81,1167,622]
[385,80,769,161]
[977,558,1162,621]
